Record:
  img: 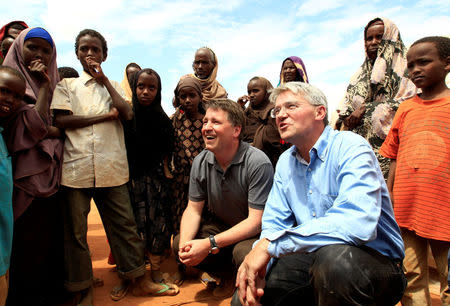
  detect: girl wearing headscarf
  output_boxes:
[279,56,309,85]
[2,27,64,306]
[124,68,175,284]
[0,21,28,63]
[170,76,205,235]
[335,17,416,177]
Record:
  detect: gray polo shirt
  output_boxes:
[189,141,274,227]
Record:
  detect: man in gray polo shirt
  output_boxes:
[173,99,273,297]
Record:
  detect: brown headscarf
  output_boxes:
[173,76,203,108]
[3,27,59,105]
[187,48,227,103]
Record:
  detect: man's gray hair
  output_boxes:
[269,82,329,125]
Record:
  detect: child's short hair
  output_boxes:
[0,66,26,84]
[74,29,108,58]
[58,67,79,79]
[411,36,450,60]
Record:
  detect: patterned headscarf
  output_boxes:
[188,47,227,103]
[337,17,416,139]
[279,56,309,85]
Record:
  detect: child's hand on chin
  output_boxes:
[29,60,50,84]
[86,58,106,84]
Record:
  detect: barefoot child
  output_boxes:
[124,68,175,283]
[51,29,178,303]
[2,27,65,305]
[380,36,450,306]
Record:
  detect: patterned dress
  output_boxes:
[337,18,416,177]
[171,110,205,234]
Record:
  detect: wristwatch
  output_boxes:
[209,235,220,254]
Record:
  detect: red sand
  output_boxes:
[88,203,232,305]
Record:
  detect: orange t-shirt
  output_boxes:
[380,95,450,242]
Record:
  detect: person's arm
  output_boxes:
[86,59,133,121]
[54,108,119,129]
[237,238,271,306]
[386,159,397,206]
[178,199,205,266]
[179,207,263,267]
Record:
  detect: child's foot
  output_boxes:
[132,274,179,296]
[168,269,185,286]
[110,279,130,301]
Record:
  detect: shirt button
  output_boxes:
[309,190,312,194]
[312,212,316,217]
[308,168,311,172]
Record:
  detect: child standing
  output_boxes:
[125,68,174,283]
[51,29,178,303]
[171,76,205,235]
[380,36,450,306]
[0,66,25,306]
[2,27,65,306]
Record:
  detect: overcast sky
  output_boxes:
[2,0,449,116]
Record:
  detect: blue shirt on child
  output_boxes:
[0,127,13,276]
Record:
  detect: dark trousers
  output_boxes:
[232,244,406,306]
[62,185,146,292]
[173,219,257,274]
[6,194,65,306]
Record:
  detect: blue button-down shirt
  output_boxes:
[261,126,404,260]
[0,127,13,276]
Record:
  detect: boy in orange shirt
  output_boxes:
[380,36,450,306]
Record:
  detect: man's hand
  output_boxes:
[29,59,50,84]
[178,238,210,266]
[86,58,107,84]
[344,104,366,130]
[236,238,271,306]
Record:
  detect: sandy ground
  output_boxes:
[88,203,232,306]
[87,203,444,306]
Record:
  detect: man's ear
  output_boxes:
[233,125,242,138]
[315,105,327,122]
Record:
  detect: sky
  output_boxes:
[2,0,449,117]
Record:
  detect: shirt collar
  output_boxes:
[80,71,96,85]
[206,141,250,166]
[290,126,332,163]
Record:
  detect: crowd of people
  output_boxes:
[0,17,448,306]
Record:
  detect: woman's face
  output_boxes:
[178,87,201,115]
[247,79,267,107]
[282,60,300,82]
[136,72,158,106]
[22,37,52,68]
[365,22,384,61]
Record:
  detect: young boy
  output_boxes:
[380,36,450,306]
[0,66,25,306]
[51,29,178,303]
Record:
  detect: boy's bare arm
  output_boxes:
[386,159,397,206]
[54,108,119,129]
[86,59,133,121]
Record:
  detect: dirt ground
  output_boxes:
[87,204,444,306]
[88,204,232,306]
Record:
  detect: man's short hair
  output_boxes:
[58,66,79,79]
[205,99,245,136]
[269,82,329,125]
[411,36,450,60]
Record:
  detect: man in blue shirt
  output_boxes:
[235,82,406,306]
